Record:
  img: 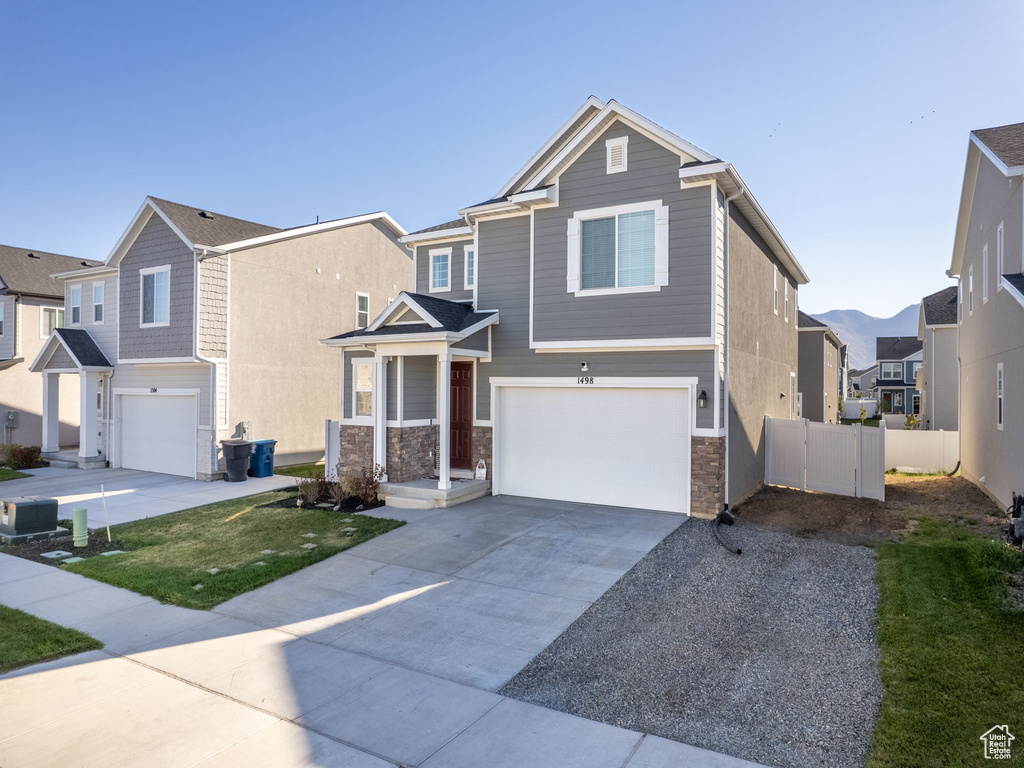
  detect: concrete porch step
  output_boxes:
[380,477,490,510]
[384,495,437,510]
[42,450,106,471]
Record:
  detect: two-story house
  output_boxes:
[1,245,99,447]
[796,311,843,423]
[949,121,1024,508]
[30,196,410,478]
[875,336,923,415]
[917,285,959,430]
[849,365,878,398]
[323,97,809,518]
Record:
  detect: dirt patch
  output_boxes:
[737,474,1006,545]
[0,534,129,566]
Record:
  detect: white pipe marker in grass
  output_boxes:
[100,484,112,543]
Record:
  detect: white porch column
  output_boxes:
[437,352,452,491]
[79,371,100,458]
[373,356,388,480]
[41,373,60,453]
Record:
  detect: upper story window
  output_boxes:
[606,136,628,174]
[140,266,170,327]
[429,248,451,293]
[93,282,105,324]
[910,361,922,380]
[784,281,789,322]
[881,362,902,379]
[968,265,974,316]
[997,363,1004,430]
[464,247,476,290]
[0,302,4,336]
[41,307,63,338]
[353,362,373,418]
[773,265,779,315]
[356,293,370,329]
[983,243,989,303]
[997,223,1004,289]
[69,285,81,325]
[566,200,668,296]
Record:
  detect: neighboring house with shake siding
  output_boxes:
[323,97,809,518]
[30,196,410,477]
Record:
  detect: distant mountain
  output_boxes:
[811,304,920,370]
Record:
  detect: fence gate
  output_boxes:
[765,416,885,501]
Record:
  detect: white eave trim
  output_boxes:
[399,226,474,244]
[366,292,443,331]
[105,198,196,267]
[322,311,499,348]
[971,132,1024,178]
[219,212,406,251]
[1000,276,1024,310]
[50,265,117,281]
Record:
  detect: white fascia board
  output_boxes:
[398,226,474,245]
[679,162,729,180]
[451,311,499,340]
[321,331,451,347]
[457,200,521,217]
[28,333,66,372]
[50,265,118,281]
[1000,276,1024,309]
[509,187,557,205]
[106,198,196,268]
[950,143,981,276]
[220,212,407,252]
[495,95,607,198]
[366,292,443,331]
[970,132,1024,178]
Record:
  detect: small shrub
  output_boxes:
[859,405,867,425]
[905,412,921,430]
[344,464,386,508]
[0,444,41,469]
[295,477,325,506]
[325,480,347,509]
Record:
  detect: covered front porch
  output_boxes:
[322,292,498,505]
[29,328,113,470]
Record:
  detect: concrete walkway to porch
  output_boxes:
[0,467,295,529]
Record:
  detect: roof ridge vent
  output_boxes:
[197,210,215,220]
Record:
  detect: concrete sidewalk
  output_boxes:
[0,467,294,528]
[0,498,769,768]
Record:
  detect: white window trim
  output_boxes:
[463,245,476,290]
[428,247,452,293]
[605,135,628,174]
[996,362,1004,431]
[893,391,904,407]
[40,306,62,338]
[881,362,902,380]
[350,359,374,425]
[997,222,1004,291]
[968,265,974,316]
[355,292,370,329]
[784,280,789,322]
[983,243,989,303]
[0,301,4,337]
[92,281,105,325]
[566,199,668,296]
[773,265,779,315]
[139,265,171,328]
[69,283,82,327]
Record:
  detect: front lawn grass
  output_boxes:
[0,605,102,674]
[275,462,326,478]
[0,467,30,482]
[870,518,1024,767]
[62,490,403,610]
[841,417,881,427]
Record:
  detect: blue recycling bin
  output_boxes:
[249,439,277,478]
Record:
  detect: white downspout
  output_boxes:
[722,181,746,510]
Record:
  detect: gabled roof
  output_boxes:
[405,219,468,237]
[797,310,826,328]
[973,122,1024,169]
[921,286,958,326]
[29,328,112,372]
[876,336,923,361]
[148,197,281,247]
[323,292,498,346]
[0,245,100,298]
[399,219,474,244]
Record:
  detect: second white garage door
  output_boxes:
[495,385,691,514]
[119,394,197,478]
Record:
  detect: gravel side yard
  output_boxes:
[500,519,881,768]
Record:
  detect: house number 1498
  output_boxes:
[577,376,594,384]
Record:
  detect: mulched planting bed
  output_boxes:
[0,535,129,566]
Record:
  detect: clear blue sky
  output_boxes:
[2,0,1022,317]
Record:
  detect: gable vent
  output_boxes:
[606,136,628,174]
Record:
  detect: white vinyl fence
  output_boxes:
[765,416,885,501]
[885,429,959,473]
[842,399,879,419]
[325,419,340,480]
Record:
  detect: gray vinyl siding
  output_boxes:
[43,344,76,370]
[118,213,195,360]
[0,295,15,359]
[403,355,437,420]
[386,358,398,421]
[396,308,423,323]
[476,214,717,429]
[532,121,714,342]
[451,327,489,353]
[66,272,118,362]
[415,240,474,302]
[111,362,212,425]
[797,332,826,422]
[198,254,229,358]
[342,350,373,419]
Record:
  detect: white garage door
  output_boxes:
[495,386,691,514]
[119,395,197,478]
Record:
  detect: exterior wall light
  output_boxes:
[698,389,708,408]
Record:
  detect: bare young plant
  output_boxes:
[295,477,325,507]
[326,480,347,510]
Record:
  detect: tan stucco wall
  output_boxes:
[727,209,800,505]
[0,297,81,448]
[226,221,412,465]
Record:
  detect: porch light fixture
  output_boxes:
[581,361,589,372]
[697,389,708,408]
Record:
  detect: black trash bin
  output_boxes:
[221,439,254,482]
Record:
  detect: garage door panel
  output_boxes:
[497,386,690,514]
[120,395,196,478]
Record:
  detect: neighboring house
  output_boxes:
[917,285,959,430]
[29,196,410,477]
[797,311,842,422]
[0,245,100,447]
[323,97,809,518]
[838,344,849,404]
[849,364,879,398]
[875,336,923,415]
[949,121,1024,508]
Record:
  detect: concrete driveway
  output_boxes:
[0,466,294,528]
[1,496,767,767]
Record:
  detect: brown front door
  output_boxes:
[450,362,473,470]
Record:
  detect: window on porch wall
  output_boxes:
[354,363,372,416]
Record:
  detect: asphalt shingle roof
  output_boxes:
[921,286,959,326]
[150,197,281,247]
[797,310,827,329]
[876,336,922,361]
[0,245,100,298]
[405,219,470,237]
[973,122,1024,169]
[54,328,112,368]
[1003,273,1024,296]
[327,293,496,341]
